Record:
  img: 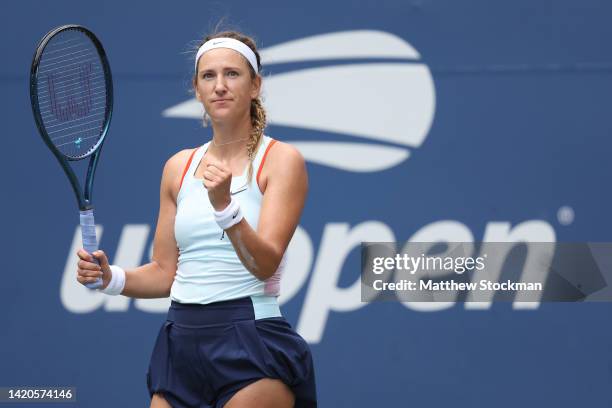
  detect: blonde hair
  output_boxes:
[194,30,266,185]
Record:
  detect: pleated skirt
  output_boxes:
[146,297,317,407]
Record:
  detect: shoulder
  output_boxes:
[264,139,305,172]
[161,148,200,200]
[259,139,307,193]
[165,148,197,172]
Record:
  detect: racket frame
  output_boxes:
[30,24,114,290]
[29,24,113,211]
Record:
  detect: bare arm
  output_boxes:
[77,149,191,298]
[225,142,308,280]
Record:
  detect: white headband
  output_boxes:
[194,37,259,74]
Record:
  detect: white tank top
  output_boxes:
[171,135,286,314]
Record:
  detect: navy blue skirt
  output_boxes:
[146,297,317,407]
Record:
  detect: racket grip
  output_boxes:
[80,209,103,289]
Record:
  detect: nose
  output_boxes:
[214,76,227,94]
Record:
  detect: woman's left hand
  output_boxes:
[202,157,232,211]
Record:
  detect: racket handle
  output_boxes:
[80,209,103,289]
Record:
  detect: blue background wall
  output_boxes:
[1,1,611,406]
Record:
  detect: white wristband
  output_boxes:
[100,265,126,296]
[214,196,244,230]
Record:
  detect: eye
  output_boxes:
[201,72,214,80]
[227,71,239,77]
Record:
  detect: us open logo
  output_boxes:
[163,30,436,172]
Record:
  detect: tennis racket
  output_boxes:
[29,25,113,289]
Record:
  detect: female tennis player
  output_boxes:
[76,29,317,408]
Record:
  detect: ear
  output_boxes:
[250,75,262,99]
[192,79,202,102]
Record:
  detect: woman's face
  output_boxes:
[194,48,260,124]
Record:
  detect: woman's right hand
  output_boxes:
[76,249,113,290]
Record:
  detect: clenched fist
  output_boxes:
[202,157,232,211]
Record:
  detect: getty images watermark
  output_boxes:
[361,242,612,302]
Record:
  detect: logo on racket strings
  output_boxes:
[47,62,94,122]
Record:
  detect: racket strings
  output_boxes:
[38,84,106,105]
[35,29,109,159]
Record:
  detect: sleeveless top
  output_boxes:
[170,135,286,317]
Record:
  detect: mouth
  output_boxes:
[212,99,231,103]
